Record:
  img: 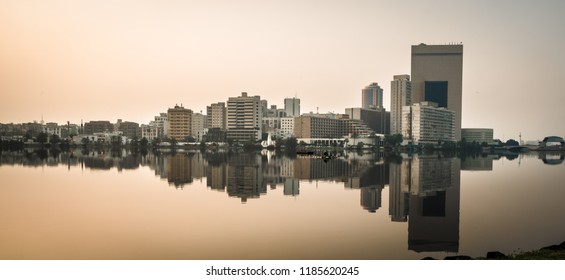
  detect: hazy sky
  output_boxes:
[1,0,564,140]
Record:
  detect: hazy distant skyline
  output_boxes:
[1,0,564,141]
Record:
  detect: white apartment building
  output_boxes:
[402,102,455,145]
[280,117,295,139]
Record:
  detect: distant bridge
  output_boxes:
[541,136,565,147]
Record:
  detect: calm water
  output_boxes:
[1,149,564,260]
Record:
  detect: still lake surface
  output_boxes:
[1,149,564,260]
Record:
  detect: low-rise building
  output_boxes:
[84,121,113,135]
[115,120,139,139]
[461,128,494,144]
[280,117,295,139]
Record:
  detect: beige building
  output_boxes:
[294,115,345,139]
[167,105,192,140]
[206,102,227,130]
[226,92,262,142]
[402,102,455,145]
[294,114,374,139]
[411,44,463,140]
[390,74,412,135]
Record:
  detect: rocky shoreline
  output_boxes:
[423,241,565,260]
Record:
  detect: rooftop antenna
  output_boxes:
[316,107,319,114]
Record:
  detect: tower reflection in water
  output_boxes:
[389,155,461,253]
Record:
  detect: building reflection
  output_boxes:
[3,149,462,248]
[226,153,266,203]
[351,164,389,213]
[461,155,496,171]
[389,155,461,253]
[283,178,299,196]
[2,148,471,253]
[389,157,411,222]
[167,153,193,188]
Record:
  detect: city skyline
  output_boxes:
[1,1,565,141]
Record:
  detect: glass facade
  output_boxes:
[424,81,448,108]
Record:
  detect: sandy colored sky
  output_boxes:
[1,0,564,141]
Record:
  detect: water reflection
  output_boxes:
[3,148,563,258]
[537,151,565,165]
[390,155,460,253]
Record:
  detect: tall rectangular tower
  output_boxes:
[284,97,300,117]
[411,44,463,140]
[390,75,412,135]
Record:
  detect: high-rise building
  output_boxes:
[390,75,412,135]
[284,97,300,117]
[226,92,262,142]
[362,83,383,110]
[167,105,192,141]
[402,102,455,145]
[191,112,207,141]
[411,43,463,139]
[206,102,227,130]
